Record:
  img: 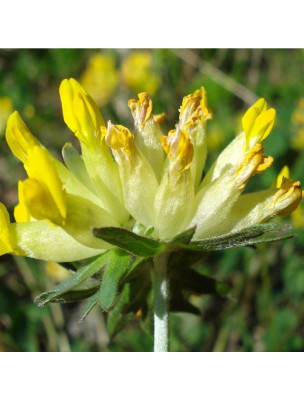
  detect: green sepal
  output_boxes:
[99,249,140,311]
[175,223,293,252]
[171,226,197,245]
[47,284,99,303]
[106,284,134,338]
[93,226,165,257]
[106,261,152,338]
[35,251,112,307]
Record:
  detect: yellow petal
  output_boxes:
[106,122,159,228]
[14,181,31,222]
[17,178,65,225]
[242,98,267,135]
[242,98,276,148]
[128,93,165,180]
[179,87,211,133]
[178,87,210,189]
[0,203,15,255]
[16,146,67,225]
[105,122,135,164]
[128,92,153,126]
[59,78,105,145]
[235,144,273,189]
[275,165,290,188]
[6,111,40,163]
[272,177,303,216]
[161,129,194,175]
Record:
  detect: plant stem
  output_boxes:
[153,252,170,352]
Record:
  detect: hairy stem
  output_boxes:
[153,252,170,352]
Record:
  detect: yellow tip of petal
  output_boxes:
[105,122,135,164]
[179,87,211,134]
[128,92,153,127]
[6,111,40,163]
[235,143,273,189]
[275,166,290,188]
[59,78,105,145]
[242,98,276,148]
[272,177,303,216]
[161,129,194,173]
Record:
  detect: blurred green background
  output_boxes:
[0,49,304,351]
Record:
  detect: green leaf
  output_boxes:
[79,293,99,321]
[240,234,295,247]
[106,261,152,338]
[93,226,164,257]
[49,284,99,303]
[106,284,134,338]
[35,252,112,307]
[99,249,134,311]
[175,223,292,252]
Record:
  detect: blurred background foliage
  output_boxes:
[0,48,304,352]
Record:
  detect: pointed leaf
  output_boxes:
[175,223,292,252]
[99,249,134,311]
[50,284,99,303]
[93,226,164,257]
[79,293,99,321]
[171,225,197,245]
[35,251,111,307]
[106,284,133,338]
[107,261,152,338]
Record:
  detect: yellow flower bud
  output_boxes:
[59,78,105,145]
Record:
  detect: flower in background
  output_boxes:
[46,261,71,283]
[80,54,119,107]
[121,51,160,95]
[291,98,304,151]
[0,79,302,263]
[0,97,13,135]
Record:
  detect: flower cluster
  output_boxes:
[0,79,303,264]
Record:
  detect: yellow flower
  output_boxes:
[121,51,160,95]
[291,98,304,150]
[0,81,302,263]
[80,54,119,107]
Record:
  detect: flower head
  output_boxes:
[0,79,303,326]
[0,81,302,264]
